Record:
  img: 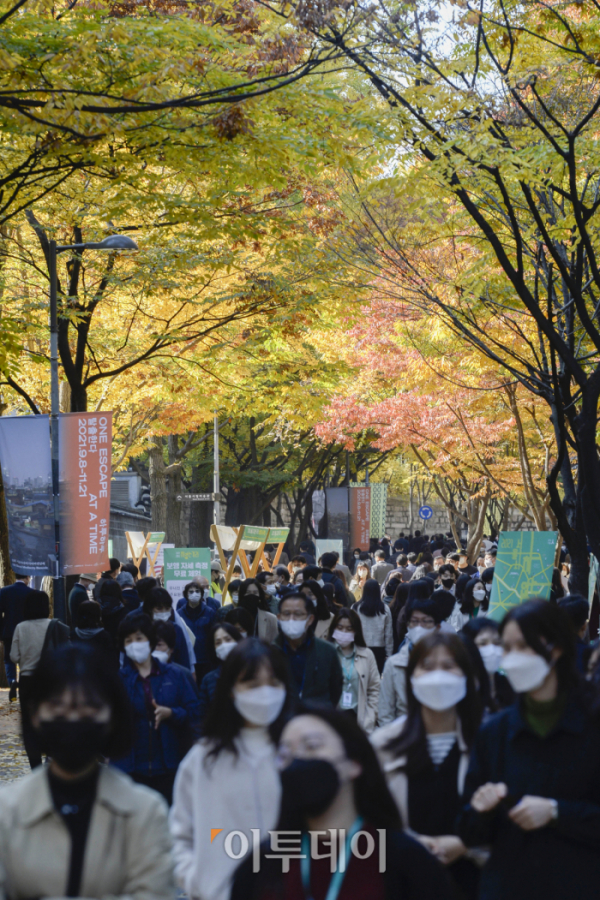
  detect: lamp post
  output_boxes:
[49,234,138,621]
[213,411,220,528]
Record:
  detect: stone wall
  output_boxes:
[384,494,535,538]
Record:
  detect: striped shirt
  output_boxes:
[426,732,457,766]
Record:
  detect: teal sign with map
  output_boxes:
[487,531,558,622]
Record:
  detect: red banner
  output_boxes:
[59,412,112,574]
[349,486,371,550]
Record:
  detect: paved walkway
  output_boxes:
[0,688,30,783]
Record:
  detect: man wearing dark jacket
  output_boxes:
[274,593,343,706]
[0,573,32,699]
[116,571,140,613]
[319,552,348,607]
[68,573,97,622]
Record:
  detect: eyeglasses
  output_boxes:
[408,617,435,628]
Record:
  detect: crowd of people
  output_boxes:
[0,529,599,900]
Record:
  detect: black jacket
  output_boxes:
[231,827,453,900]
[274,633,343,706]
[0,581,31,645]
[321,570,347,606]
[457,694,600,900]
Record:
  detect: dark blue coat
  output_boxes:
[0,581,31,645]
[176,594,220,613]
[177,602,216,665]
[114,658,201,775]
[121,588,140,614]
[457,694,600,900]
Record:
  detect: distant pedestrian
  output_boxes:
[0,572,32,700]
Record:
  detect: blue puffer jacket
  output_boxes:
[114,658,201,775]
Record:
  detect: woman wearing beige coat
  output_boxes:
[327,608,380,733]
[0,644,173,900]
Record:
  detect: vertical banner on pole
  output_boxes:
[349,485,371,550]
[325,488,350,549]
[0,415,53,575]
[59,412,112,574]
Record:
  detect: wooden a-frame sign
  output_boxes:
[210,524,290,601]
[125,531,166,577]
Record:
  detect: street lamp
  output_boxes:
[49,234,138,621]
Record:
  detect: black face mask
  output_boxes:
[36,719,109,772]
[280,758,340,817]
[441,577,455,588]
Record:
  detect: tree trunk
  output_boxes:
[166,436,182,546]
[188,464,213,547]
[148,438,168,533]
[70,383,87,413]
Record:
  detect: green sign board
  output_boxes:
[268,527,290,544]
[163,548,211,605]
[149,532,166,543]
[488,531,558,622]
[242,525,270,542]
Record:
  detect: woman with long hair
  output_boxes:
[197,622,243,723]
[170,639,291,900]
[232,707,453,900]
[238,579,279,642]
[349,559,371,602]
[451,577,490,631]
[299,579,333,638]
[458,599,600,900]
[461,617,514,712]
[0,644,174,900]
[327,608,381,732]
[373,632,483,899]
[353,579,393,673]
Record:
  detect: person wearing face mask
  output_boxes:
[176,581,217,683]
[349,560,371,601]
[238,578,279,643]
[232,708,453,900]
[114,614,201,803]
[197,623,242,725]
[0,643,175,900]
[170,640,290,900]
[152,621,199,692]
[459,599,600,900]
[437,563,457,595]
[327,608,380,733]
[378,598,444,725]
[256,571,280,614]
[274,593,343,705]
[461,618,515,713]
[353,578,394,672]
[373,632,483,899]
[144,587,195,674]
[450,576,490,632]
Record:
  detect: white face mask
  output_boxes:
[152,650,170,665]
[502,651,550,693]
[411,670,467,711]
[479,644,503,674]
[231,593,239,604]
[125,640,151,664]
[266,584,278,595]
[239,630,248,638]
[216,641,237,661]
[485,583,492,593]
[473,589,486,602]
[317,579,325,587]
[153,611,171,622]
[333,630,354,646]
[280,618,308,640]
[407,625,434,645]
[233,685,286,726]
